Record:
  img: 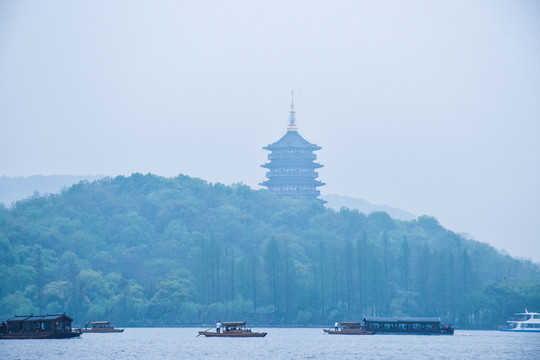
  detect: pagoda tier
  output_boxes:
[260,95,325,200]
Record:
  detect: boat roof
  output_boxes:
[364,317,441,323]
[221,322,246,326]
[91,321,111,325]
[340,322,363,326]
[6,314,73,322]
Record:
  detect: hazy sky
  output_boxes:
[1,1,539,261]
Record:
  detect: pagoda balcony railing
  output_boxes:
[267,188,321,197]
[265,172,319,179]
[262,161,323,169]
[267,153,317,161]
[261,177,325,187]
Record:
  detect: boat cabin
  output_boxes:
[5,314,74,334]
[339,322,364,330]
[89,321,113,329]
[222,322,247,332]
[509,312,540,323]
[363,317,453,334]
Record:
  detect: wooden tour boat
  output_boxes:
[77,321,124,333]
[324,322,374,335]
[0,314,81,339]
[198,322,267,337]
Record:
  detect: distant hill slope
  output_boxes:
[1,177,416,222]
[0,175,105,206]
[322,194,415,221]
[0,173,538,328]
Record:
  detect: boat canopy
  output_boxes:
[364,317,441,324]
[7,314,74,323]
[222,322,246,327]
[340,322,364,328]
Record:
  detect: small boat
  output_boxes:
[0,314,81,339]
[498,310,540,332]
[363,317,454,335]
[323,322,374,335]
[198,322,267,337]
[77,321,124,333]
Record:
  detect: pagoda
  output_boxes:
[260,94,325,200]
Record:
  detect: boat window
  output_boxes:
[533,315,540,319]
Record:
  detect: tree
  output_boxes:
[400,236,410,292]
[264,237,280,322]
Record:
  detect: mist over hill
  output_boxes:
[0,175,105,206]
[0,174,538,328]
[322,194,415,221]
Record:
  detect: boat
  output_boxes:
[363,317,454,335]
[0,314,81,339]
[77,321,124,333]
[497,310,540,332]
[198,322,267,337]
[323,322,374,335]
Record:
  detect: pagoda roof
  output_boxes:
[264,129,321,151]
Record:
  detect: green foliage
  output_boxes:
[0,173,538,328]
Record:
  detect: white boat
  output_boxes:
[498,310,540,332]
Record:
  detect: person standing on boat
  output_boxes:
[216,321,222,333]
[334,321,339,331]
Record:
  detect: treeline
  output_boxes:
[0,173,538,328]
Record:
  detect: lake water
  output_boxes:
[0,328,538,360]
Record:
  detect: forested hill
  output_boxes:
[1,174,538,329]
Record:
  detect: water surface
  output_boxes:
[0,328,538,359]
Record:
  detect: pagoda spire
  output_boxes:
[288,91,297,131]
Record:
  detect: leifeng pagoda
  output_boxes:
[260,94,325,200]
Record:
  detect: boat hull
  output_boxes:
[366,328,454,335]
[0,332,81,339]
[370,331,453,335]
[497,329,540,333]
[78,328,124,333]
[323,329,374,335]
[198,331,267,337]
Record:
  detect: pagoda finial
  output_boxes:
[288,91,297,130]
